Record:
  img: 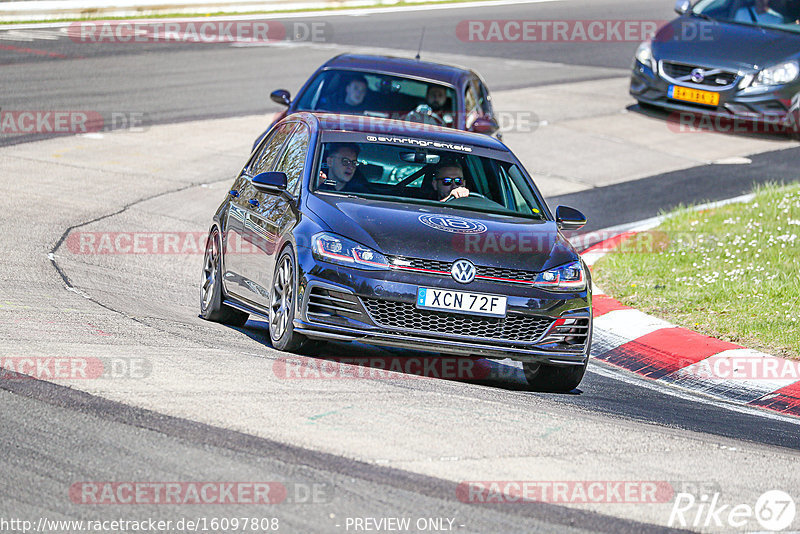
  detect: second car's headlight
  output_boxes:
[755,60,800,86]
[312,232,389,270]
[533,261,586,292]
[634,41,654,70]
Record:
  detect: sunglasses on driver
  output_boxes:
[435,176,465,186]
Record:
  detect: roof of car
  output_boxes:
[301,112,508,152]
[321,54,474,87]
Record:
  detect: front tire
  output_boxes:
[268,246,308,352]
[200,228,249,327]
[523,335,591,393]
[523,359,588,393]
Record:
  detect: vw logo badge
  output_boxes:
[690,68,705,84]
[418,214,487,235]
[451,259,476,284]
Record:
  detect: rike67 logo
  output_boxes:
[669,489,796,531]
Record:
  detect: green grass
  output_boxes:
[0,0,489,25]
[593,182,800,359]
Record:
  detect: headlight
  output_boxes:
[755,60,800,86]
[533,261,586,292]
[634,41,654,70]
[312,232,389,270]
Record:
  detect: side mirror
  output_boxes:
[270,89,291,107]
[252,171,288,193]
[469,116,499,135]
[555,206,587,231]
[674,0,691,15]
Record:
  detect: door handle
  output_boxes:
[249,199,259,208]
[229,190,239,197]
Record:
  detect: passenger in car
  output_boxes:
[734,0,783,24]
[339,75,369,113]
[431,160,470,201]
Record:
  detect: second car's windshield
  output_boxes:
[312,140,546,220]
[294,70,458,128]
[693,0,800,32]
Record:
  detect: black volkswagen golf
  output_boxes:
[201,113,592,392]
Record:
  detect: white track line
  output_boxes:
[588,361,800,426]
[1,0,563,30]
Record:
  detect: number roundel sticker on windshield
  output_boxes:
[418,214,488,235]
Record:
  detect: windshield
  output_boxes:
[312,140,546,220]
[295,69,459,128]
[693,0,800,32]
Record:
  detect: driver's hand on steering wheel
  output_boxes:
[441,187,470,202]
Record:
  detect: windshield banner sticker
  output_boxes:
[366,135,473,153]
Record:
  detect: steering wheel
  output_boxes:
[403,105,445,126]
[443,192,488,202]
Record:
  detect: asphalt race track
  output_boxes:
[2,0,800,532]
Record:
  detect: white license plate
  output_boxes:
[416,287,507,318]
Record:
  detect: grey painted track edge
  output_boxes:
[0,374,690,534]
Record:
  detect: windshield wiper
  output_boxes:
[316,190,361,199]
[689,10,716,22]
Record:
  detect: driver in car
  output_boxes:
[425,85,454,126]
[431,160,470,201]
[318,143,370,193]
[427,86,448,113]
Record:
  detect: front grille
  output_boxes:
[392,257,451,273]
[662,61,737,88]
[540,316,591,351]
[478,266,537,283]
[662,62,694,78]
[390,256,539,285]
[362,298,553,342]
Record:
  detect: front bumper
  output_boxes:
[294,247,592,366]
[630,60,799,131]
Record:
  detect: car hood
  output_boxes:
[306,194,578,272]
[654,18,800,70]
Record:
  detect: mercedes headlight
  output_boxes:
[312,232,389,270]
[533,261,586,292]
[634,41,654,70]
[755,60,800,87]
